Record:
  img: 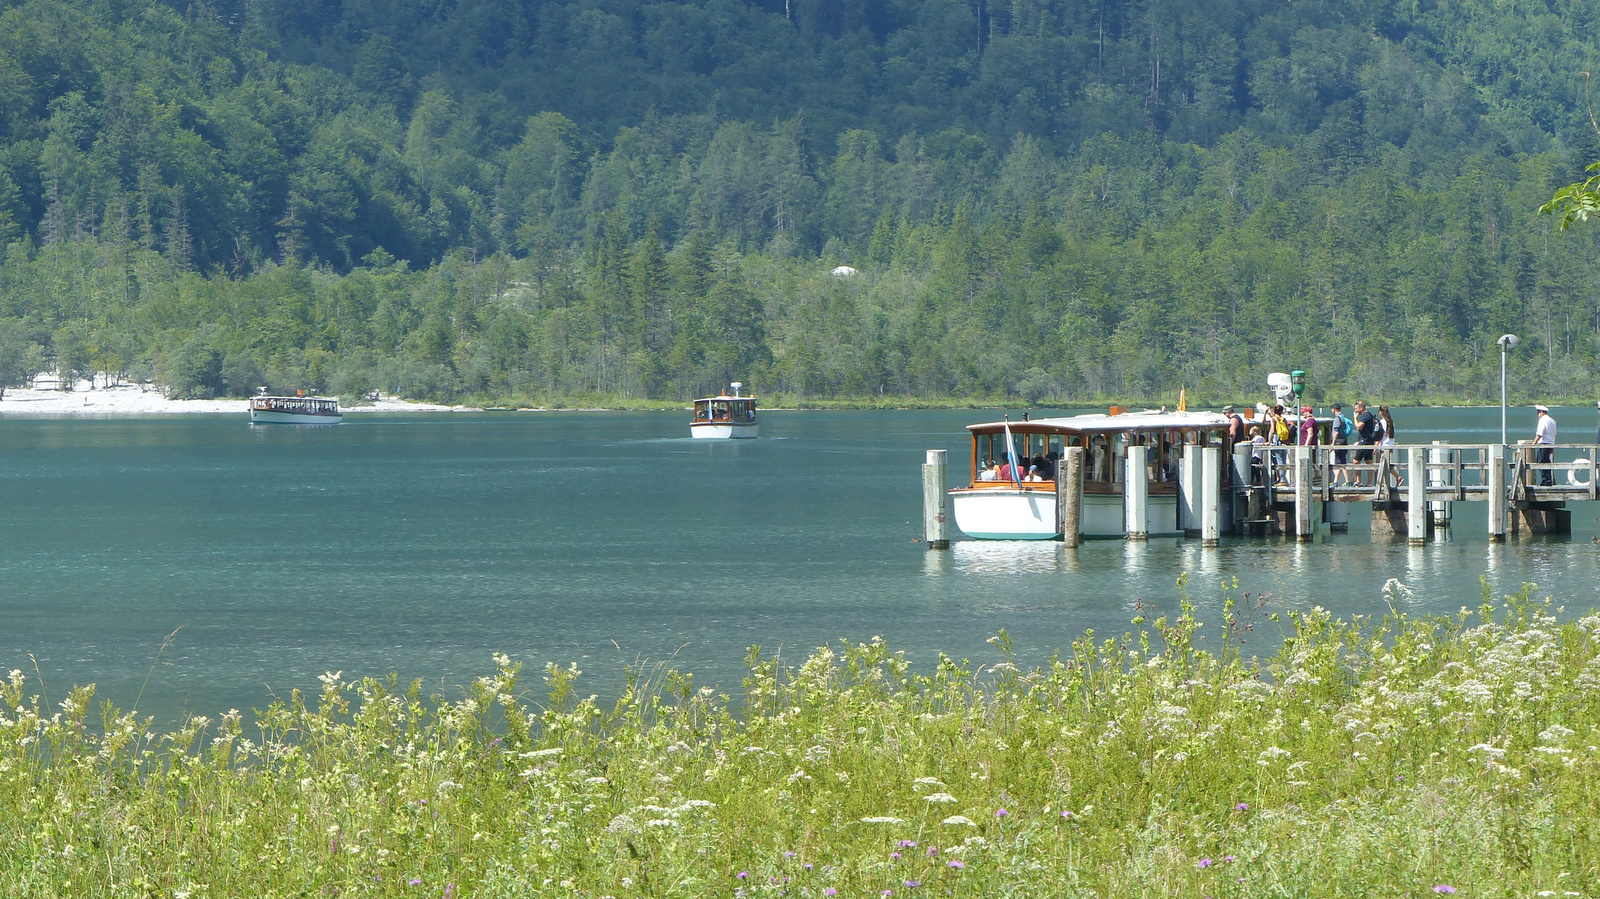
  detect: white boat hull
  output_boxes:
[250,410,343,425]
[950,489,1181,539]
[691,422,759,439]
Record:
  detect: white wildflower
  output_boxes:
[860,816,905,824]
[924,793,958,803]
[520,747,564,760]
[912,776,946,791]
[941,815,977,826]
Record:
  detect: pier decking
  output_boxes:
[923,442,1599,546]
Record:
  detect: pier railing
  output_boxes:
[1252,443,1599,504]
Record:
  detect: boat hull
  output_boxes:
[690,422,759,439]
[949,488,1181,539]
[249,410,343,425]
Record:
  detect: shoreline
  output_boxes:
[0,383,474,415]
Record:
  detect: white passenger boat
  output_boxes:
[949,409,1233,539]
[249,394,343,424]
[690,383,759,439]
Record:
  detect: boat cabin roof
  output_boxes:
[694,395,757,403]
[965,409,1230,434]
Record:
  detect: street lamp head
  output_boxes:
[1498,334,1520,349]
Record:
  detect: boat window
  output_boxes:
[1112,434,1128,483]
[1088,434,1110,483]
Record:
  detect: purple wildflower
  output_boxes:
[1235,803,1248,812]
[897,840,917,848]
[1433,888,1456,895]
[927,847,939,856]
[1198,858,1213,869]
[785,851,796,859]
[1223,855,1236,862]
[444,885,454,899]
[995,808,1008,818]
[948,860,965,869]
[1061,810,1074,818]
[891,852,902,860]
[409,879,422,886]
[804,863,813,870]
[904,880,921,888]
[736,872,748,880]
[825,890,837,897]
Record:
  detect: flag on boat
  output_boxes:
[1178,388,1187,412]
[1003,418,1022,486]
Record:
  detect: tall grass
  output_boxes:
[2,579,1598,897]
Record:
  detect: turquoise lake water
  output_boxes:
[1,406,1597,723]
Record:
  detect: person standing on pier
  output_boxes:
[1353,401,1377,486]
[1534,405,1557,486]
[1330,403,1352,485]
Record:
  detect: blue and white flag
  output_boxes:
[1003,418,1022,486]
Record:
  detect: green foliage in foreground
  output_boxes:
[3,583,1598,897]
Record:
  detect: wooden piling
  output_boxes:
[1406,449,1427,545]
[1232,444,1253,535]
[1294,445,1313,541]
[922,449,949,549]
[1487,443,1506,542]
[1125,444,1149,540]
[1201,446,1221,546]
[1057,446,1084,547]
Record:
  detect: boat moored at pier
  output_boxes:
[249,394,343,424]
[691,383,759,439]
[949,410,1233,539]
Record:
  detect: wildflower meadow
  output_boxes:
[2,579,1598,897]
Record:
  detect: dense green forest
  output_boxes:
[2,0,1600,404]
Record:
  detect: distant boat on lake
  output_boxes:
[690,383,759,439]
[249,394,343,424]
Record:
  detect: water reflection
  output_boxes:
[950,539,1068,574]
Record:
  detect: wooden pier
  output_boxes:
[1231,442,1595,542]
[923,441,1598,547]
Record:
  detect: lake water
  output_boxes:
[1,406,1597,723]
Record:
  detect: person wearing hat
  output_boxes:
[1297,405,1319,447]
[1223,404,1246,445]
[1534,405,1557,486]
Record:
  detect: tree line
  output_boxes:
[0,0,1598,404]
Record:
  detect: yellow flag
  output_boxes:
[1177,388,1187,412]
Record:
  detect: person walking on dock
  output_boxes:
[1353,401,1377,486]
[1330,403,1352,486]
[1534,405,1557,487]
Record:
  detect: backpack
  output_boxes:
[1273,416,1291,443]
[1336,413,1353,441]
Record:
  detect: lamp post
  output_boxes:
[1497,334,1520,445]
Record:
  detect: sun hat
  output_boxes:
[1300,406,1312,413]
[1223,404,1235,413]
[1535,404,1550,413]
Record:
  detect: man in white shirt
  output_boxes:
[1534,405,1557,486]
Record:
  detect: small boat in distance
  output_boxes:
[249,393,343,424]
[691,382,759,439]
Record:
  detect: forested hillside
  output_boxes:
[1,0,1598,404]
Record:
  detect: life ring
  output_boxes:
[1569,460,1591,488]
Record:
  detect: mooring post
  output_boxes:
[1057,446,1084,547]
[1406,448,1427,545]
[1487,443,1506,542]
[1294,445,1313,541]
[922,449,949,549]
[1177,445,1198,535]
[1202,445,1221,547]
[1125,444,1149,540]
[1429,440,1452,527]
[1232,443,1252,535]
